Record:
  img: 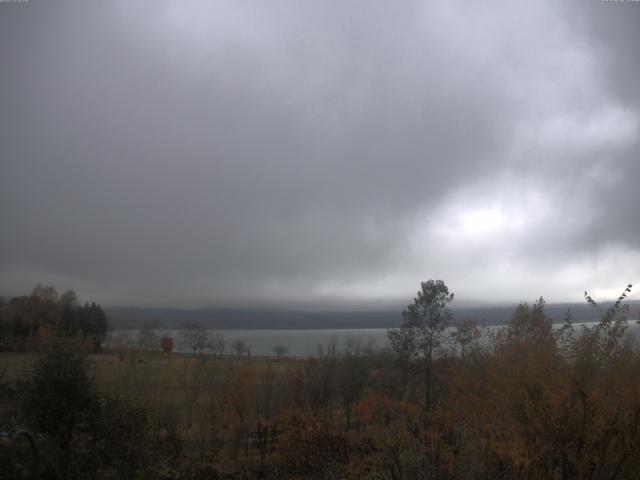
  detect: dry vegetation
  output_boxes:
[1,283,640,479]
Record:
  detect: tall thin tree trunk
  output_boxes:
[424,351,433,415]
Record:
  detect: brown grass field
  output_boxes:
[1,350,303,441]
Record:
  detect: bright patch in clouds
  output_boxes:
[459,208,508,237]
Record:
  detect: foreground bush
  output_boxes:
[16,337,174,480]
[2,284,640,479]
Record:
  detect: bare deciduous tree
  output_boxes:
[272,344,288,357]
[207,331,226,356]
[180,322,209,356]
[137,322,162,353]
[451,319,481,358]
[232,338,249,357]
[338,336,374,429]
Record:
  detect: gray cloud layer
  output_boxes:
[1,0,639,308]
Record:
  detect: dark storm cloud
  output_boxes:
[1,0,638,307]
[558,1,640,251]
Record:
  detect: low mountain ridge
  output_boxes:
[106,300,640,329]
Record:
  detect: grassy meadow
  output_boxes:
[3,289,640,479]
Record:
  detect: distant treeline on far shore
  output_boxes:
[105,301,640,330]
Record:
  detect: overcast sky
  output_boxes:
[1,0,639,309]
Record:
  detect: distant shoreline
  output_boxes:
[106,300,640,330]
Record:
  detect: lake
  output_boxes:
[109,320,640,357]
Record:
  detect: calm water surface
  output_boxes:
[110,321,640,357]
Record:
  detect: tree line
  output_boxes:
[116,320,289,358]
[0,285,108,352]
[1,280,639,479]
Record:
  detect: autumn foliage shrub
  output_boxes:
[3,283,640,479]
[268,411,348,477]
[161,335,174,354]
[16,338,170,479]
